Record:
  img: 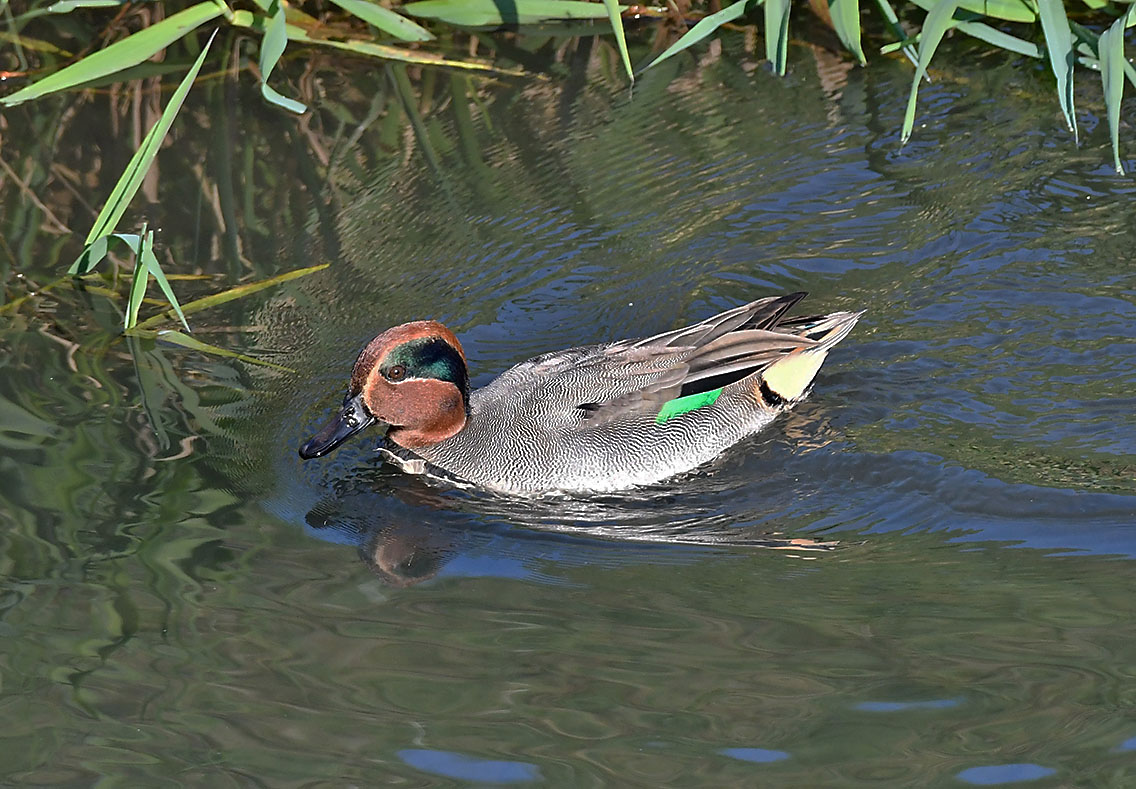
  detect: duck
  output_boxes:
[299,292,861,495]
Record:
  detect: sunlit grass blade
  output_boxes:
[873,0,920,72]
[46,0,124,10]
[764,0,792,75]
[0,30,72,56]
[80,32,215,248]
[401,0,617,26]
[829,0,866,65]
[902,0,962,144]
[906,0,1034,22]
[133,263,329,331]
[69,233,109,275]
[1037,0,1077,142]
[641,0,751,73]
[601,0,633,83]
[229,10,522,74]
[127,330,294,372]
[328,0,433,41]
[0,2,221,105]
[955,20,1042,57]
[124,227,152,330]
[1070,19,1136,91]
[1098,14,1126,174]
[260,0,306,113]
[142,240,190,331]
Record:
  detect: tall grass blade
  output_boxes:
[69,234,108,275]
[956,20,1042,57]
[229,11,522,74]
[260,0,306,113]
[764,0,792,75]
[907,0,1034,22]
[829,0,866,65]
[642,0,750,72]
[328,0,434,41]
[129,330,294,372]
[902,0,962,144]
[133,263,329,330]
[601,0,634,83]
[124,228,152,330]
[1037,0,1077,141]
[1070,19,1136,91]
[80,32,216,249]
[142,240,190,331]
[402,0,616,26]
[1098,14,1127,174]
[1,2,222,105]
[872,0,920,71]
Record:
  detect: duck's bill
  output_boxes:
[298,393,379,459]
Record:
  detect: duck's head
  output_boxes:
[298,321,470,459]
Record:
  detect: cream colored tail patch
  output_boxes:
[762,349,828,402]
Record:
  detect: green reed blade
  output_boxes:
[260,0,306,113]
[1037,0,1077,141]
[907,0,1034,23]
[401,0,618,26]
[142,241,190,332]
[328,0,434,42]
[902,0,962,144]
[82,31,216,248]
[133,263,329,331]
[1098,14,1127,174]
[600,0,633,83]
[829,0,866,65]
[642,0,751,73]
[955,20,1042,57]
[132,330,294,372]
[764,0,791,75]
[872,0,920,72]
[1,2,221,106]
[229,11,522,74]
[124,228,152,331]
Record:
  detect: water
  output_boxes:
[3,30,1136,785]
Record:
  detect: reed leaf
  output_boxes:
[955,19,1043,57]
[133,263,329,331]
[764,0,792,75]
[902,0,962,144]
[872,0,920,70]
[829,0,866,65]
[124,228,153,331]
[75,32,215,260]
[907,0,1034,23]
[129,330,294,372]
[1,2,222,105]
[642,0,751,73]
[600,0,633,83]
[401,0,617,26]
[1097,13,1127,174]
[260,0,306,113]
[328,0,434,41]
[1037,0,1077,141]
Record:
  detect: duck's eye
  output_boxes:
[387,364,407,381]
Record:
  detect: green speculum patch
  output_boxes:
[655,387,723,424]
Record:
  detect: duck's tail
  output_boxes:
[760,310,863,402]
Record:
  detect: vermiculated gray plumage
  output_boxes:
[391,294,861,494]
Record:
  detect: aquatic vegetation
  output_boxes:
[2,0,1132,169]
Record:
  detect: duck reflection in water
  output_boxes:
[299,470,839,587]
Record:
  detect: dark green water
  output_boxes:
[3,30,1136,786]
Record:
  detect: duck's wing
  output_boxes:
[494,293,856,424]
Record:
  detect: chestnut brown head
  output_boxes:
[299,321,470,459]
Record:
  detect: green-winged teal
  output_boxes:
[299,293,861,494]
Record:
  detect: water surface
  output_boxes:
[2,30,1136,786]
